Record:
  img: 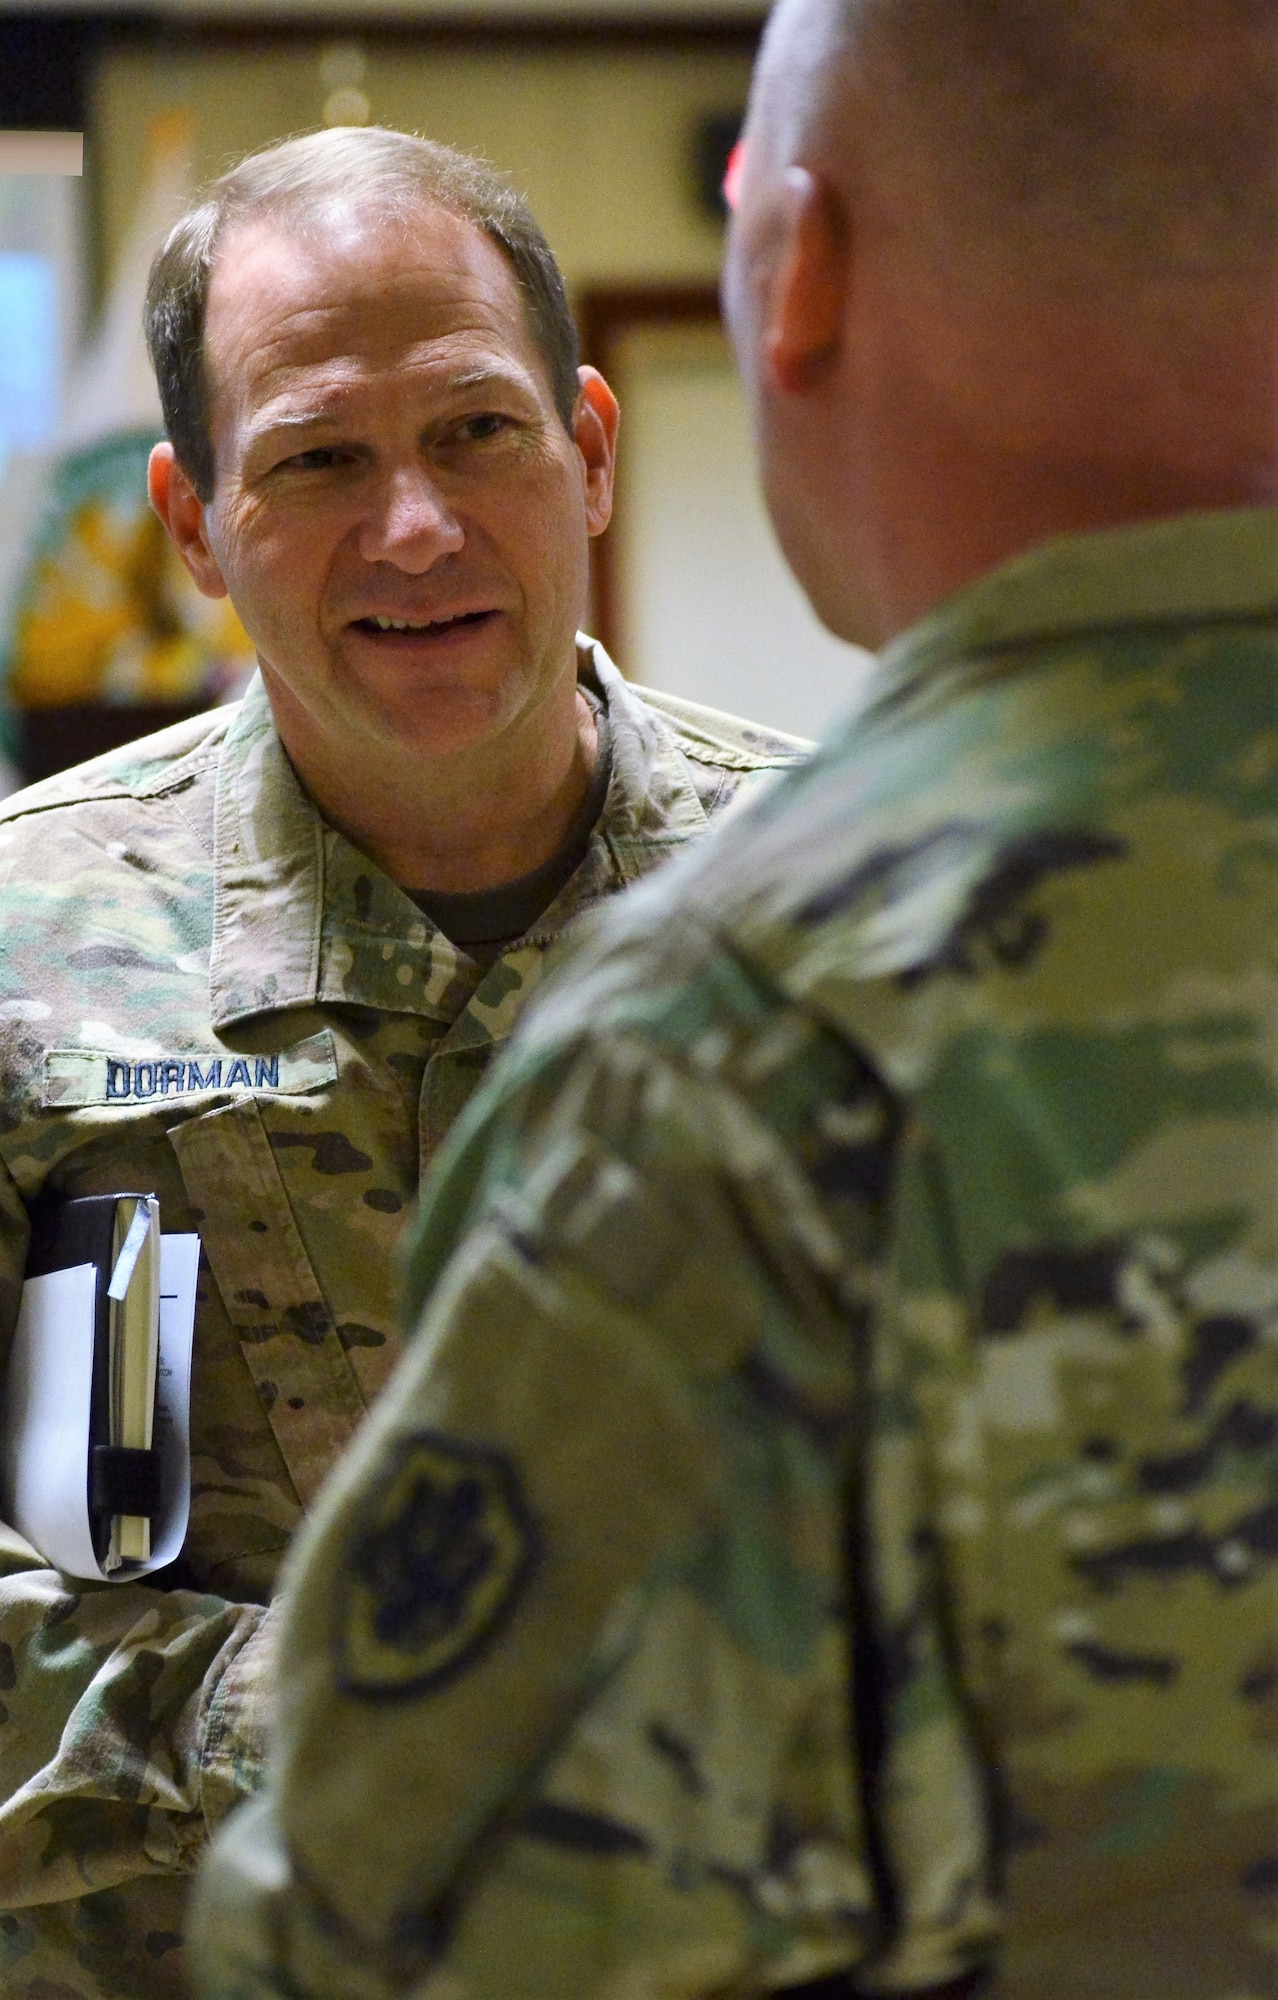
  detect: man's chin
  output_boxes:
[365,699,513,767]
[769,511,883,650]
[807,574,884,651]
[338,650,518,757]
[758,445,880,648]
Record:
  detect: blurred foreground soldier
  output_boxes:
[194,6,1278,1998]
[0,128,804,1998]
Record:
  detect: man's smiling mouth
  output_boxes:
[352,610,497,635]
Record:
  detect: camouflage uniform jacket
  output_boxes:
[193,508,1278,2000]
[0,636,808,2000]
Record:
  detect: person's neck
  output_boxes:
[265,666,599,893]
[863,447,1277,645]
[842,263,1278,643]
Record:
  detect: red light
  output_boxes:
[722,139,746,213]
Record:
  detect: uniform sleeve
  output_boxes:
[0,1155,277,1906]
[187,1021,900,2000]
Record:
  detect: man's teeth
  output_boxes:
[365,610,488,633]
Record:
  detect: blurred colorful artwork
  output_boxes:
[4,430,255,710]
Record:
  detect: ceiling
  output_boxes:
[2,0,763,19]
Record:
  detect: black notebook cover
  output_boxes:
[25,1193,155,1564]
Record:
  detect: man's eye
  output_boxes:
[458,412,509,442]
[284,446,343,471]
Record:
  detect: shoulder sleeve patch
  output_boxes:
[335,1430,538,1702]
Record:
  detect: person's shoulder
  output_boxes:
[627,683,813,772]
[0,702,235,827]
[545,593,1275,1062]
[514,666,875,1066]
[0,705,233,909]
[585,638,813,774]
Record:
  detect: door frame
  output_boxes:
[577,282,722,665]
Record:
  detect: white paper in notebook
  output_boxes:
[0,1235,200,1581]
[1,1263,100,1577]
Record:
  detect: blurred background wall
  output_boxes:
[0,3,871,792]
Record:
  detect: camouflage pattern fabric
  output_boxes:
[192,507,1277,2000]
[0,636,806,2000]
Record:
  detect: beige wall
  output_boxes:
[91,36,754,293]
[611,319,871,734]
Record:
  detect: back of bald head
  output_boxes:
[809,0,1278,281]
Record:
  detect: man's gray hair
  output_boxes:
[145,126,581,499]
[846,0,1278,276]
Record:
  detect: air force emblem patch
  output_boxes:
[336,1431,537,1701]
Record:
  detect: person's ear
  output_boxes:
[148,443,229,599]
[764,167,848,396]
[572,367,620,537]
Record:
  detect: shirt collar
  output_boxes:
[538,639,712,918]
[882,506,1278,692]
[208,642,712,1030]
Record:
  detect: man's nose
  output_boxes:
[356,466,465,570]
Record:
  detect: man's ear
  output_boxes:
[572,367,620,538]
[764,167,848,396]
[148,443,230,600]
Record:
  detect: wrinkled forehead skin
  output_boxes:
[200,199,553,464]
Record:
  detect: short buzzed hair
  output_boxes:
[848,0,1278,276]
[145,127,581,499]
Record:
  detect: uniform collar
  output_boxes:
[882,506,1278,692]
[557,638,712,892]
[208,643,711,1031]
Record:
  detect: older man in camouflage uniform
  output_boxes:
[193,4,1278,1997]
[0,128,807,1999]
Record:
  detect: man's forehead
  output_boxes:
[203,201,536,403]
[206,203,524,354]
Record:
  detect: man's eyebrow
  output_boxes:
[436,361,538,396]
[242,409,350,450]
[248,363,533,426]
[240,359,542,457]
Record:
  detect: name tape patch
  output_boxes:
[42,1029,338,1109]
